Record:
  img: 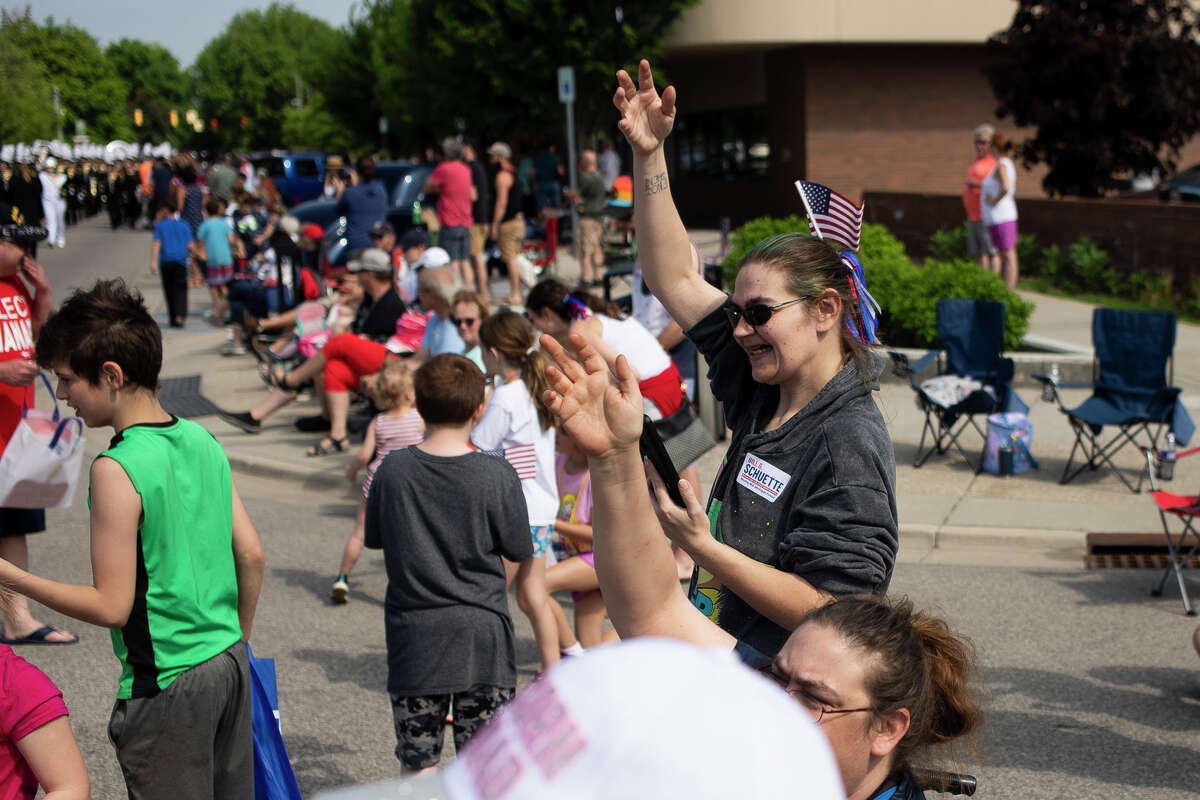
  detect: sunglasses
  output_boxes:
[450,316,479,327]
[724,297,805,329]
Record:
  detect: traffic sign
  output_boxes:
[558,66,575,104]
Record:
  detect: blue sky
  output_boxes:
[26,0,353,67]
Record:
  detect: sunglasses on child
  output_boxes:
[723,297,806,329]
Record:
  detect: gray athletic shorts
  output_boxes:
[439,225,470,261]
[966,220,997,257]
[391,684,513,770]
[109,641,253,800]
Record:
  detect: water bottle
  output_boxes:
[1042,362,1059,402]
[1159,432,1177,481]
[999,437,1015,476]
[411,200,422,226]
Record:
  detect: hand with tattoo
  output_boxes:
[613,59,676,157]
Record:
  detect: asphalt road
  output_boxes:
[14,218,1200,799]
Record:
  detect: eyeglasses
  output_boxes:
[758,667,873,725]
[450,316,479,327]
[975,138,991,145]
[724,297,806,329]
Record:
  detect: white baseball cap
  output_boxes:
[414,246,451,269]
[313,638,844,800]
[347,247,392,274]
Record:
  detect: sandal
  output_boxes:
[306,436,350,457]
[259,363,295,393]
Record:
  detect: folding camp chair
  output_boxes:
[891,298,1027,470]
[1140,446,1200,615]
[1036,309,1194,493]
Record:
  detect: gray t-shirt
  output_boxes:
[685,305,898,658]
[364,447,533,695]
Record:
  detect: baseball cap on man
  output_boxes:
[346,248,392,274]
[0,203,48,245]
[312,638,844,800]
[487,142,512,160]
[413,246,450,270]
[370,220,395,238]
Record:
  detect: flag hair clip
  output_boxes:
[841,251,880,346]
[563,295,591,321]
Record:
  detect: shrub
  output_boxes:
[928,225,968,262]
[1015,233,1041,276]
[1127,270,1174,308]
[720,215,810,287]
[1069,237,1118,295]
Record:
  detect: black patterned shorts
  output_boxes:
[390,684,513,770]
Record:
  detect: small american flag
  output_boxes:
[504,444,538,482]
[795,180,864,252]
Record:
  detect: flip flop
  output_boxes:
[0,625,79,645]
[259,363,296,393]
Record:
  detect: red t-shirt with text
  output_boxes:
[430,161,474,228]
[0,276,35,447]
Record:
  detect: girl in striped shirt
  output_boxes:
[471,310,561,672]
[332,360,424,603]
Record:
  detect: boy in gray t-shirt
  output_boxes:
[364,353,533,773]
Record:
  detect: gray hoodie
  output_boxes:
[686,305,898,658]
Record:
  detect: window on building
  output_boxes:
[673,106,769,179]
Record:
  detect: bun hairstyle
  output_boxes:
[800,595,981,772]
[478,310,555,431]
[525,278,627,322]
[990,133,1014,156]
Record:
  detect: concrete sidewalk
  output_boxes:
[128,223,1197,561]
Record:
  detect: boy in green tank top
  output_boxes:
[5,279,266,800]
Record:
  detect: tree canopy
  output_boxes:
[192,3,342,150]
[105,39,189,144]
[1,9,131,141]
[986,0,1200,197]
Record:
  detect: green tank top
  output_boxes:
[96,416,243,699]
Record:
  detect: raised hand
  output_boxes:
[613,59,677,156]
[540,332,643,458]
[18,256,49,294]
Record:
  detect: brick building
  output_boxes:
[659,0,1200,227]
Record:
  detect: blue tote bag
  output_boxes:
[247,645,303,800]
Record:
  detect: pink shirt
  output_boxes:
[0,645,69,800]
[430,161,474,227]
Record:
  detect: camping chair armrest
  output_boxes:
[1033,375,1093,391]
[889,349,939,378]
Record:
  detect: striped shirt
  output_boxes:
[364,409,425,496]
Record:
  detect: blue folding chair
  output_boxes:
[891,298,1027,470]
[1036,308,1194,493]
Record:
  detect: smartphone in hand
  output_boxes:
[639,415,684,506]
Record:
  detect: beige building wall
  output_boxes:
[666,0,1016,49]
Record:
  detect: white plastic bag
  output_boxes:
[0,374,84,509]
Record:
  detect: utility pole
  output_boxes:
[558,66,578,247]
[52,85,62,141]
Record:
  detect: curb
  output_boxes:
[900,522,1086,554]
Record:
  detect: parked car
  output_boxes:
[250,151,326,205]
[315,162,435,272]
[1157,163,1200,202]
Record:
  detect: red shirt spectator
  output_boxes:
[428,161,473,228]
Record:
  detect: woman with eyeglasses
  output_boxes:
[538,334,977,800]
[597,59,898,669]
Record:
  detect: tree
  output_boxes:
[986,0,1200,197]
[379,0,698,154]
[1,9,132,141]
[192,3,342,150]
[105,39,189,145]
[0,24,55,141]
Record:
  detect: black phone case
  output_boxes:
[639,415,684,506]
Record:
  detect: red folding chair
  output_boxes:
[523,215,558,270]
[1141,446,1200,615]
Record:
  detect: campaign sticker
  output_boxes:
[735,453,790,503]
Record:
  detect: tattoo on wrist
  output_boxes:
[644,172,668,196]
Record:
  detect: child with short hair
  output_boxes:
[331,359,424,603]
[471,310,560,672]
[195,197,240,324]
[149,200,194,328]
[16,279,266,798]
[364,353,532,774]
